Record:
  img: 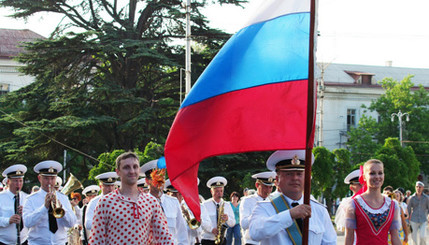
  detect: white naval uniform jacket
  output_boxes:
[84,194,102,231]
[182,201,211,245]
[23,189,77,245]
[0,189,29,244]
[240,193,266,244]
[156,193,189,245]
[201,198,235,241]
[249,194,336,245]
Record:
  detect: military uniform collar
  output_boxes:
[283,194,303,206]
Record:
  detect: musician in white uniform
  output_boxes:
[0,164,29,245]
[1,178,8,192]
[201,176,235,245]
[23,160,77,245]
[84,172,117,231]
[55,177,62,191]
[166,179,210,245]
[141,160,189,245]
[335,169,361,232]
[80,185,99,245]
[240,171,276,245]
[137,178,149,193]
[249,150,336,245]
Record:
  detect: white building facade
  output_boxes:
[314,63,429,151]
[0,28,44,94]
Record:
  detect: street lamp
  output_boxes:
[391,110,410,146]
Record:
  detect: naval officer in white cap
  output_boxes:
[80,185,100,245]
[334,169,361,235]
[201,176,235,245]
[0,164,29,244]
[84,172,118,232]
[23,160,77,245]
[240,171,276,245]
[2,178,8,192]
[137,177,149,193]
[141,160,189,245]
[249,150,336,245]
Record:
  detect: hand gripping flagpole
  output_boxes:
[303,0,317,244]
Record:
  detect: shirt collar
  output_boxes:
[212,198,223,205]
[5,189,15,198]
[256,194,267,201]
[283,194,303,206]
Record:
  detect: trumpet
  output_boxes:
[181,203,201,230]
[49,185,65,218]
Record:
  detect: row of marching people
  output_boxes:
[3,149,423,244]
[0,149,338,245]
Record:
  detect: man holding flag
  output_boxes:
[249,150,336,244]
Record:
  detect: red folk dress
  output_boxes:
[89,189,174,245]
[346,195,400,245]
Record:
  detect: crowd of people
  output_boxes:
[0,149,428,245]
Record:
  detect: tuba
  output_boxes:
[181,203,201,230]
[61,173,84,196]
[214,202,228,245]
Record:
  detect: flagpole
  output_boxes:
[303,0,317,244]
[185,0,191,96]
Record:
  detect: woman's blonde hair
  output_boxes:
[363,159,384,173]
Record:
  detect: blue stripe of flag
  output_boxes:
[181,12,310,109]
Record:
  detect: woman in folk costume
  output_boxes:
[344,159,401,245]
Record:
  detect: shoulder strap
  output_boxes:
[270,195,302,245]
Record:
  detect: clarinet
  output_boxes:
[15,190,21,245]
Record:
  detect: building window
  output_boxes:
[347,109,356,131]
[0,83,10,95]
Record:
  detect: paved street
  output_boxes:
[337,226,429,244]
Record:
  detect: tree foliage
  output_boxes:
[0,0,246,183]
[331,148,355,198]
[347,75,429,174]
[198,152,271,199]
[374,138,420,190]
[311,146,335,214]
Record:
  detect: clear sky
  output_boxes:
[1,0,429,69]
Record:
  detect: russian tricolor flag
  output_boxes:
[165,0,314,220]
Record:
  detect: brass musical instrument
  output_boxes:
[67,224,82,245]
[49,184,65,218]
[214,202,227,245]
[61,173,83,196]
[181,203,201,230]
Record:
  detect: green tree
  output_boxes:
[89,141,164,182]
[347,115,382,164]
[347,75,429,174]
[198,152,270,199]
[374,138,420,190]
[331,148,355,198]
[311,146,335,214]
[0,0,245,181]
